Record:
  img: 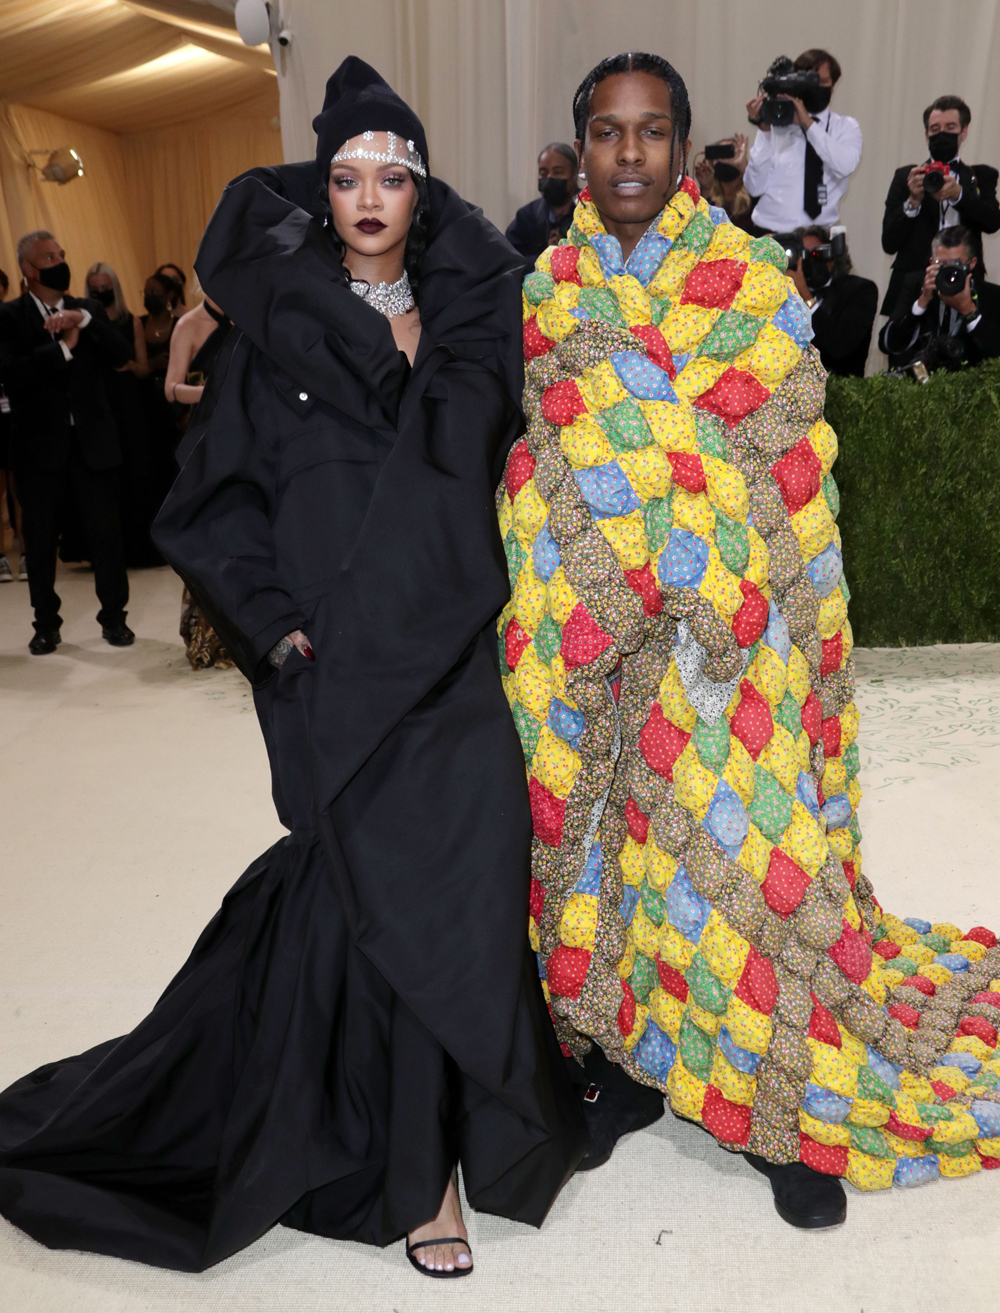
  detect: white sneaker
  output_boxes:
[18,553,27,582]
[0,556,12,582]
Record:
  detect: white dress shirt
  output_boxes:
[744,108,863,231]
[28,291,91,361]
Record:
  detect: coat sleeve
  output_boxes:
[0,305,70,388]
[879,274,925,356]
[811,278,878,362]
[504,205,537,259]
[882,166,918,255]
[153,332,307,684]
[742,129,773,198]
[957,164,1000,235]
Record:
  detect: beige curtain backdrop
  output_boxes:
[0,96,282,314]
[273,0,1000,364]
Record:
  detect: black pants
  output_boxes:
[18,448,128,633]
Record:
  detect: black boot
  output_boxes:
[744,1153,847,1228]
[568,1045,664,1172]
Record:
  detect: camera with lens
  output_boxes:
[935,258,971,297]
[922,161,951,197]
[754,57,822,127]
[899,332,966,382]
[773,227,847,291]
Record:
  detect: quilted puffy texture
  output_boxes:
[504,183,1000,1197]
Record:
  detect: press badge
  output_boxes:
[817,185,828,204]
[0,394,9,414]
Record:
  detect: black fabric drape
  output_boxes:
[0,162,587,1272]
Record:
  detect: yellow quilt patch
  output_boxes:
[597,510,649,569]
[559,892,598,949]
[790,492,836,559]
[560,413,616,468]
[672,742,718,818]
[546,567,579,625]
[700,909,750,987]
[662,303,721,353]
[641,399,697,451]
[617,445,672,499]
[532,725,581,800]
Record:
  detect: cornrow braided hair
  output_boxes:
[572,51,692,179]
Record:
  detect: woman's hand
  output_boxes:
[267,629,315,668]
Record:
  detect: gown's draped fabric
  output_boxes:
[0,162,586,1272]
[499,179,1000,1192]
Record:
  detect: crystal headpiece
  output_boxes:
[331,129,427,178]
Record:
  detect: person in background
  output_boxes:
[85,263,168,568]
[0,230,132,653]
[880,95,1000,315]
[504,142,580,266]
[0,267,25,584]
[162,294,234,669]
[140,271,181,458]
[694,133,754,232]
[879,223,1000,371]
[786,225,878,377]
[744,48,862,234]
[155,262,187,310]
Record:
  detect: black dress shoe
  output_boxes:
[744,1153,847,1228]
[28,629,61,655]
[102,622,135,647]
[569,1046,665,1172]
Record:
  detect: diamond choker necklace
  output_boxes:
[349,270,414,319]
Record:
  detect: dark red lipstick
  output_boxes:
[356,218,386,234]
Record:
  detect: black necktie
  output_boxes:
[803,126,823,218]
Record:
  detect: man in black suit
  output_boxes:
[504,142,580,267]
[787,225,878,376]
[879,223,1000,371]
[881,95,1000,314]
[0,231,132,653]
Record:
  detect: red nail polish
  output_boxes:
[303,644,315,661]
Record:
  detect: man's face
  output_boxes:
[577,71,683,234]
[538,148,576,185]
[926,108,967,148]
[21,237,65,284]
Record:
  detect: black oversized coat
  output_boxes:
[0,164,585,1271]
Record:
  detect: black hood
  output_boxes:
[195,161,525,428]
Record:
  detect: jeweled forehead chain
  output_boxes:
[331,129,427,178]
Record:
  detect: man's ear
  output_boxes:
[574,138,584,166]
[970,253,979,270]
[960,124,970,146]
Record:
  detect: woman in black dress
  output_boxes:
[0,58,585,1279]
[85,262,169,567]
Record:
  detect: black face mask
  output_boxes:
[713,162,741,183]
[538,176,571,207]
[802,85,832,115]
[90,287,115,307]
[803,256,833,293]
[38,261,71,293]
[144,293,166,315]
[928,131,960,163]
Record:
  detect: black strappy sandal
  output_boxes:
[405,1236,473,1279]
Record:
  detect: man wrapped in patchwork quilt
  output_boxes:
[497,52,1000,1225]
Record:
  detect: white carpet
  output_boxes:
[1,562,998,1313]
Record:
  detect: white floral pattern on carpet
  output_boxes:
[855,643,1000,790]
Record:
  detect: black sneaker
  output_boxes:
[569,1045,665,1172]
[744,1153,847,1228]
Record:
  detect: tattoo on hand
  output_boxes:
[267,636,294,668]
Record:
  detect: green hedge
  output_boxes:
[824,361,1000,647]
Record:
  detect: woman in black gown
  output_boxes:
[0,58,585,1278]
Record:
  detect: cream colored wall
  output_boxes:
[273,0,1000,344]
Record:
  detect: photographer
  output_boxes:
[694,135,754,233]
[744,49,862,233]
[505,142,580,266]
[880,96,1000,314]
[879,224,1000,372]
[784,226,878,376]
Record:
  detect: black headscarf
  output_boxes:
[312,56,429,183]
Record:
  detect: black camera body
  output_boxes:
[935,259,971,297]
[922,161,951,197]
[774,229,847,268]
[704,143,736,160]
[899,331,966,382]
[757,58,821,127]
